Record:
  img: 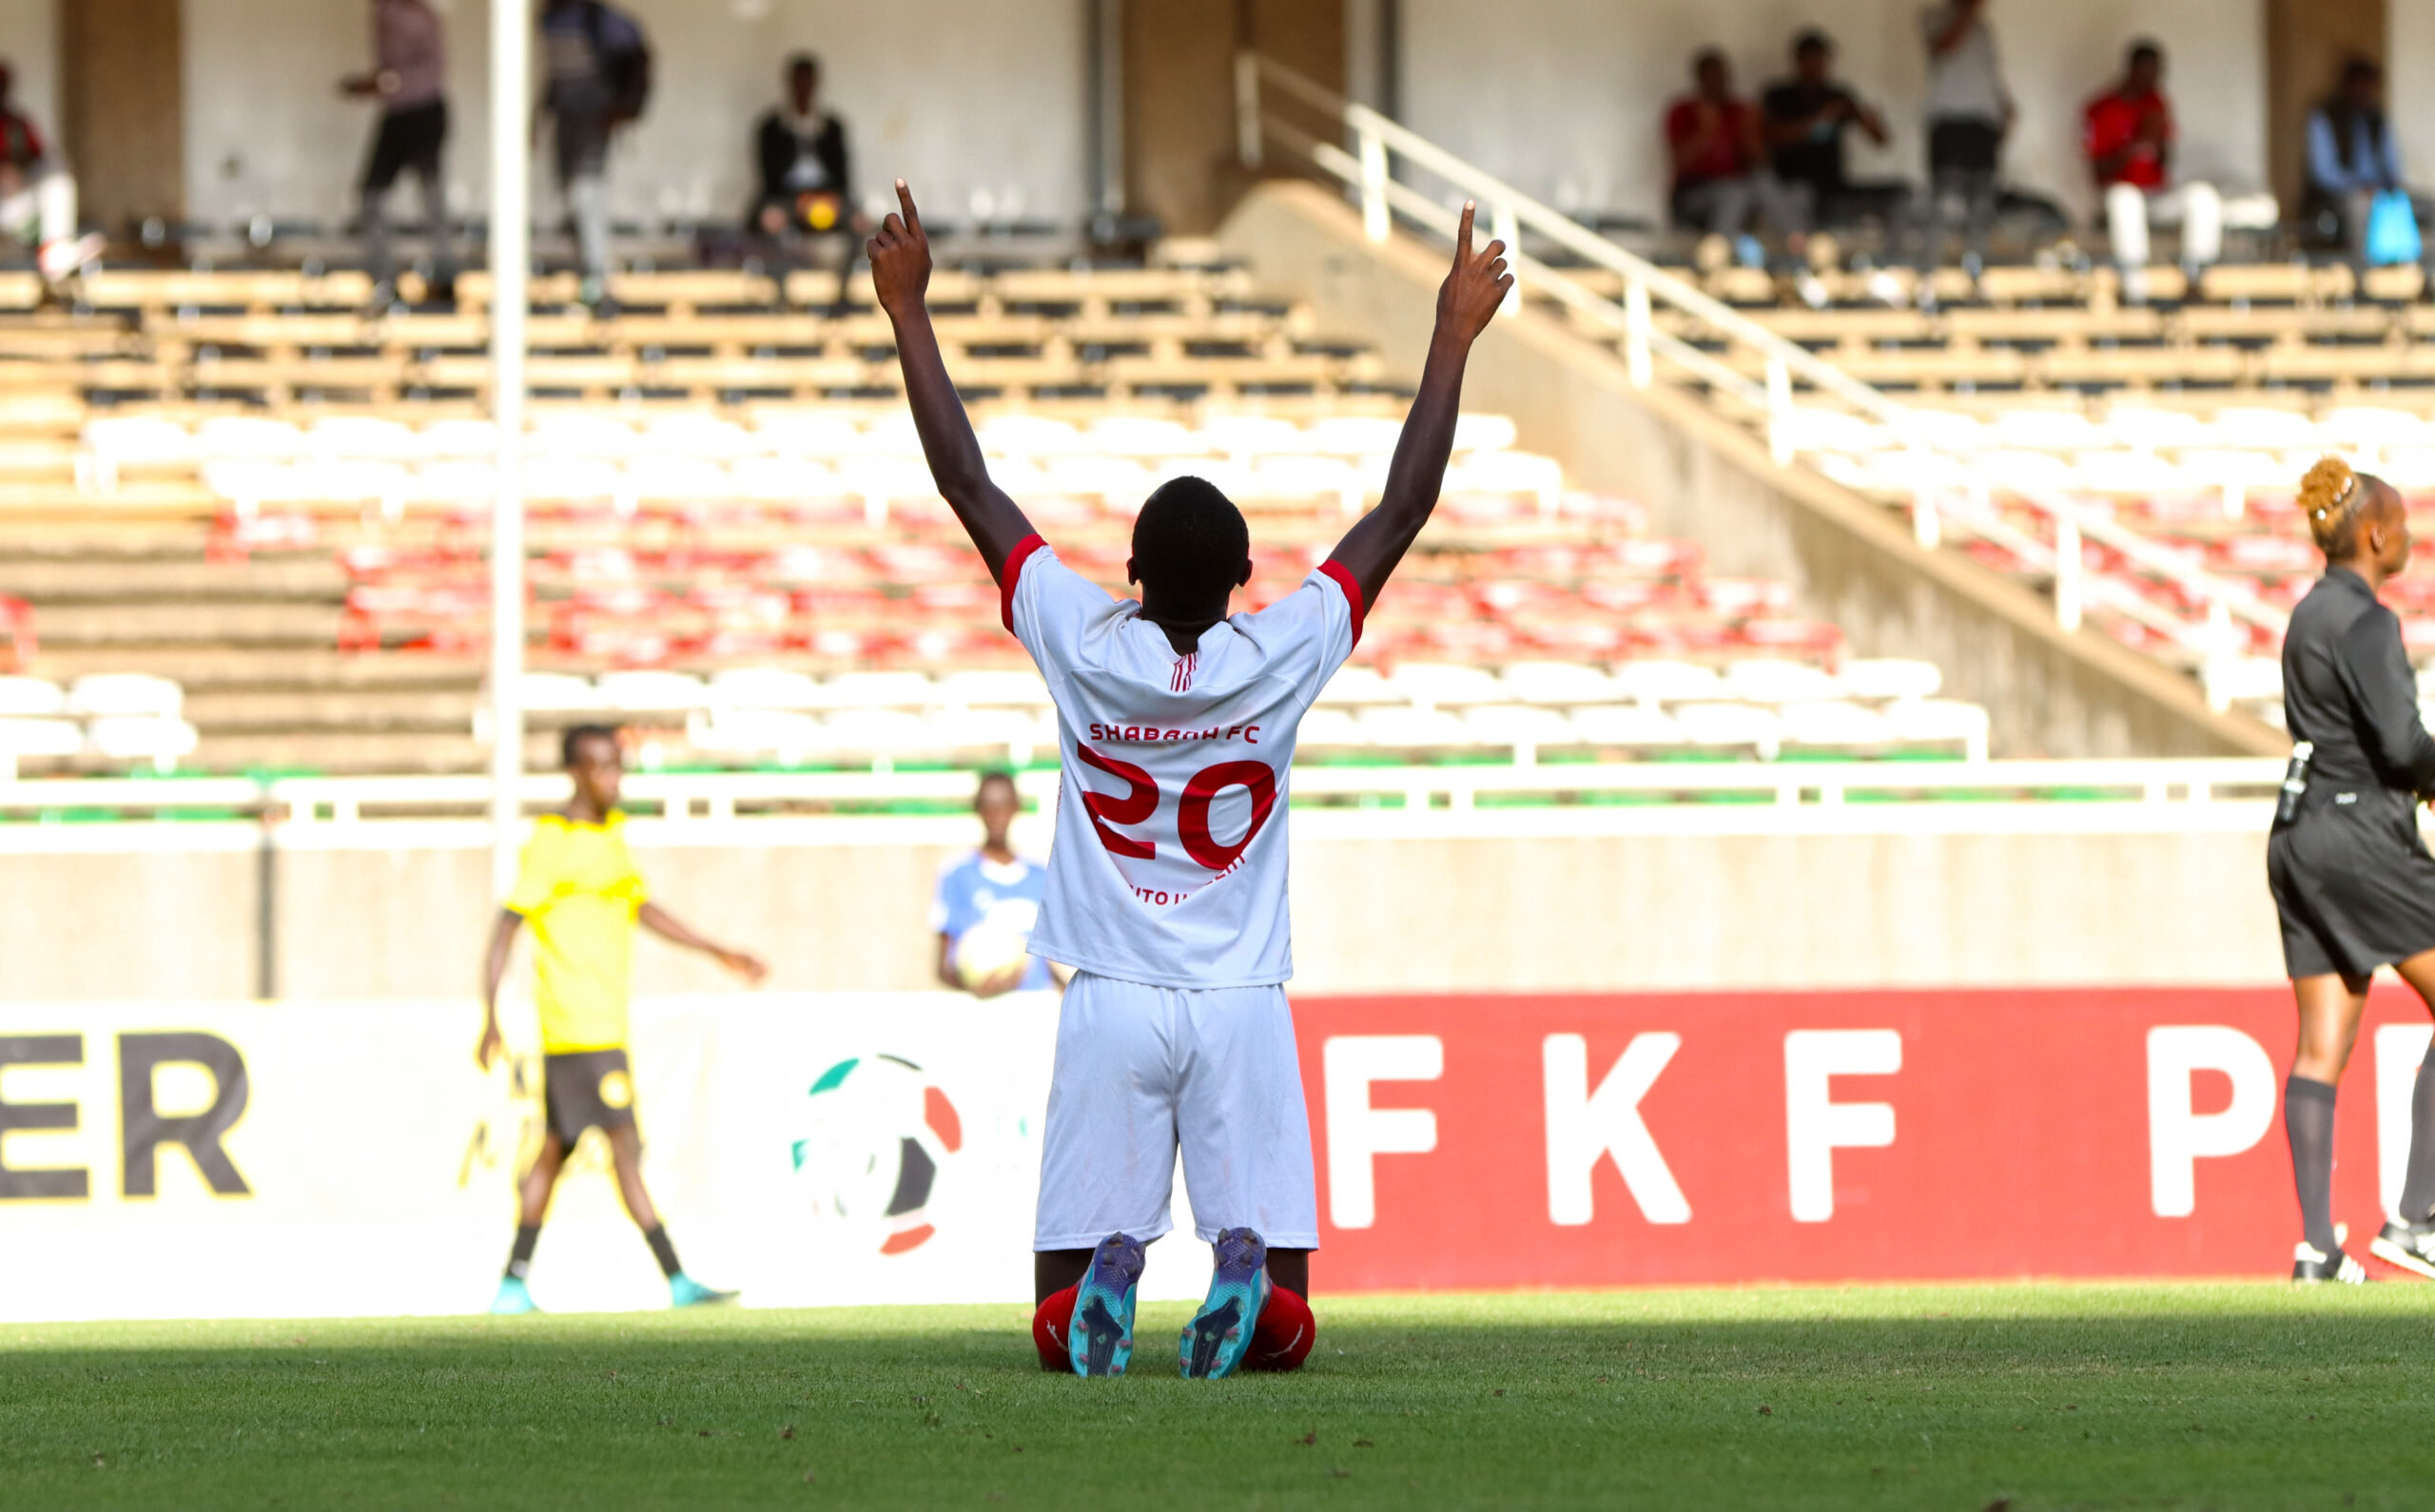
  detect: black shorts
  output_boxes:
[2268,787,2435,979]
[1927,118,2003,176]
[543,1048,638,1148]
[362,101,447,193]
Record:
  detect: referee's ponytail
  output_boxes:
[2300,456,2368,559]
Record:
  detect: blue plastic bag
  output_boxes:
[2365,189,2423,266]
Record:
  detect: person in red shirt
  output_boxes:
[2083,40,2272,292]
[0,61,100,292]
[1665,49,1806,259]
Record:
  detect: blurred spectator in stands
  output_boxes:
[2304,57,2433,286]
[0,63,99,295]
[1762,29,1906,236]
[342,0,456,308]
[539,0,653,309]
[1666,49,1807,265]
[750,53,870,307]
[2084,41,2276,298]
[1916,0,2012,280]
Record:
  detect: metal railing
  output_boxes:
[0,759,2289,834]
[1234,53,2289,710]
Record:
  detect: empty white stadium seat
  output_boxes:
[594,670,709,712]
[517,673,600,712]
[1722,659,1842,705]
[1499,662,1623,705]
[87,715,200,771]
[1840,659,1943,701]
[1614,661,1726,705]
[67,674,182,718]
[0,676,65,717]
[708,669,824,710]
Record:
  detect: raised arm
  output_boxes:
[868,180,1036,583]
[1325,202,1511,610]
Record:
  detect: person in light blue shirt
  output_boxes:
[931,771,1059,996]
[2303,57,2430,282]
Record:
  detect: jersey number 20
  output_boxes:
[1076,745,1278,872]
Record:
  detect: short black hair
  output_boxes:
[562,724,620,767]
[2342,55,2381,87]
[787,52,820,78]
[1691,48,1727,76]
[1793,29,1832,58]
[1130,475,1250,603]
[2127,39,2162,68]
[975,769,1018,804]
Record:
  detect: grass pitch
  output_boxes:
[7,1285,2434,1509]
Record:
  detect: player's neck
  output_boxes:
[1138,590,1231,657]
[564,798,612,825]
[981,841,1017,865]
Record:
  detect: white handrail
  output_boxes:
[0,759,2291,830]
[1237,53,2288,698]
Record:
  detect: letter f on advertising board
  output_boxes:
[1784,1030,1900,1222]
[1543,1033,1689,1225]
[1322,1036,1441,1230]
[2146,1025,2275,1217]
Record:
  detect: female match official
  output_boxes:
[2269,457,2435,1284]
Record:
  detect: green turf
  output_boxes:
[6,1284,2433,1510]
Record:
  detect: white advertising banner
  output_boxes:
[0,994,1205,1323]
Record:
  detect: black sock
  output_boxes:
[505,1224,540,1281]
[643,1223,682,1278]
[2401,1049,2435,1224]
[2286,1075,2341,1255]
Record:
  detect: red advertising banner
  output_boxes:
[1293,988,2434,1291]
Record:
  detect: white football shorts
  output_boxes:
[1032,970,1319,1251]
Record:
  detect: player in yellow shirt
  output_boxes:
[477,724,769,1313]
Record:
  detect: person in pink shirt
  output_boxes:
[341,0,458,304]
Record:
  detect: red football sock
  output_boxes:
[1032,1285,1079,1371]
[1245,1284,1315,1372]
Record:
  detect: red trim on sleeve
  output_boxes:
[1317,560,1367,649]
[1000,533,1048,635]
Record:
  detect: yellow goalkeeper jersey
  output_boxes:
[504,812,648,1054]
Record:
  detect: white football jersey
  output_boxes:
[1003,535,1364,988]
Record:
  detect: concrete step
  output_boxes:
[188,728,555,776]
[27,601,341,646]
[184,687,475,734]
[23,645,479,691]
[0,556,345,601]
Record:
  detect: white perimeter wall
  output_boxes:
[1402,0,2270,228]
[2396,1,2435,202]
[0,0,54,143]
[177,0,1086,230]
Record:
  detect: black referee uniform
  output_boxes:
[2268,565,2435,979]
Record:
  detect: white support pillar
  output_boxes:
[1357,125,1390,244]
[488,0,532,900]
[1622,275,1652,388]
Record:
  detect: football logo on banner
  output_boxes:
[789,1054,964,1254]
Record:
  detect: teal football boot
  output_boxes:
[490,1276,539,1315]
[1068,1232,1147,1377]
[1179,1228,1272,1379]
[670,1273,740,1308]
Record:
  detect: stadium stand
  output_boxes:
[0,261,1995,776]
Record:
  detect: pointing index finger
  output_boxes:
[895,179,921,236]
[1457,200,1475,260]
